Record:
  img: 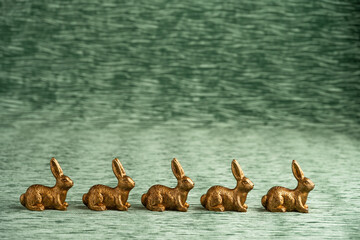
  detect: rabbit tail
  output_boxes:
[20,194,26,206]
[82,193,88,206]
[261,195,267,208]
[141,193,147,207]
[200,194,207,207]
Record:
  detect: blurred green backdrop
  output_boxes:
[0,0,359,239]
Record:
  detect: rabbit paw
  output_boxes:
[148,204,165,211]
[237,207,247,212]
[184,202,189,208]
[125,202,131,208]
[63,202,69,207]
[91,204,107,211]
[209,205,225,212]
[278,206,286,212]
[38,204,45,211]
[178,206,188,212]
[243,204,248,209]
[298,207,308,213]
[28,204,45,211]
[56,205,67,211]
[270,206,286,212]
[116,205,128,211]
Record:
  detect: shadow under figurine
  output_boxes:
[141,158,194,212]
[83,158,135,211]
[261,160,315,213]
[200,159,254,212]
[20,158,74,211]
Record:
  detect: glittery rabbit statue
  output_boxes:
[261,160,315,213]
[200,159,254,212]
[20,158,74,211]
[141,158,194,211]
[83,158,135,211]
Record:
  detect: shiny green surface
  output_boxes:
[1,0,359,239]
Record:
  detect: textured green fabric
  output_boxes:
[0,0,359,239]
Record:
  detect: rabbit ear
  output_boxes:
[171,158,184,180]
[231,159,244,180]
[112,158,126,178]
[292,160,304,181]
[50,158,63,179]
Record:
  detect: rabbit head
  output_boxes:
[51,157,73,189]
[292,160,315,192]
[172,158,194,191]
[232,159,254,192]
[112,158,135,190]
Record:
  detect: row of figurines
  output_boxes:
[20,157,315,213]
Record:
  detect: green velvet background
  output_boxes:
[1,0,359,239]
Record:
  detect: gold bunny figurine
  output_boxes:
[141,158,194,211]
[200,159,254,212]
[20,158,74,211]
[261,160,315,213]
[82,158,135,211]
